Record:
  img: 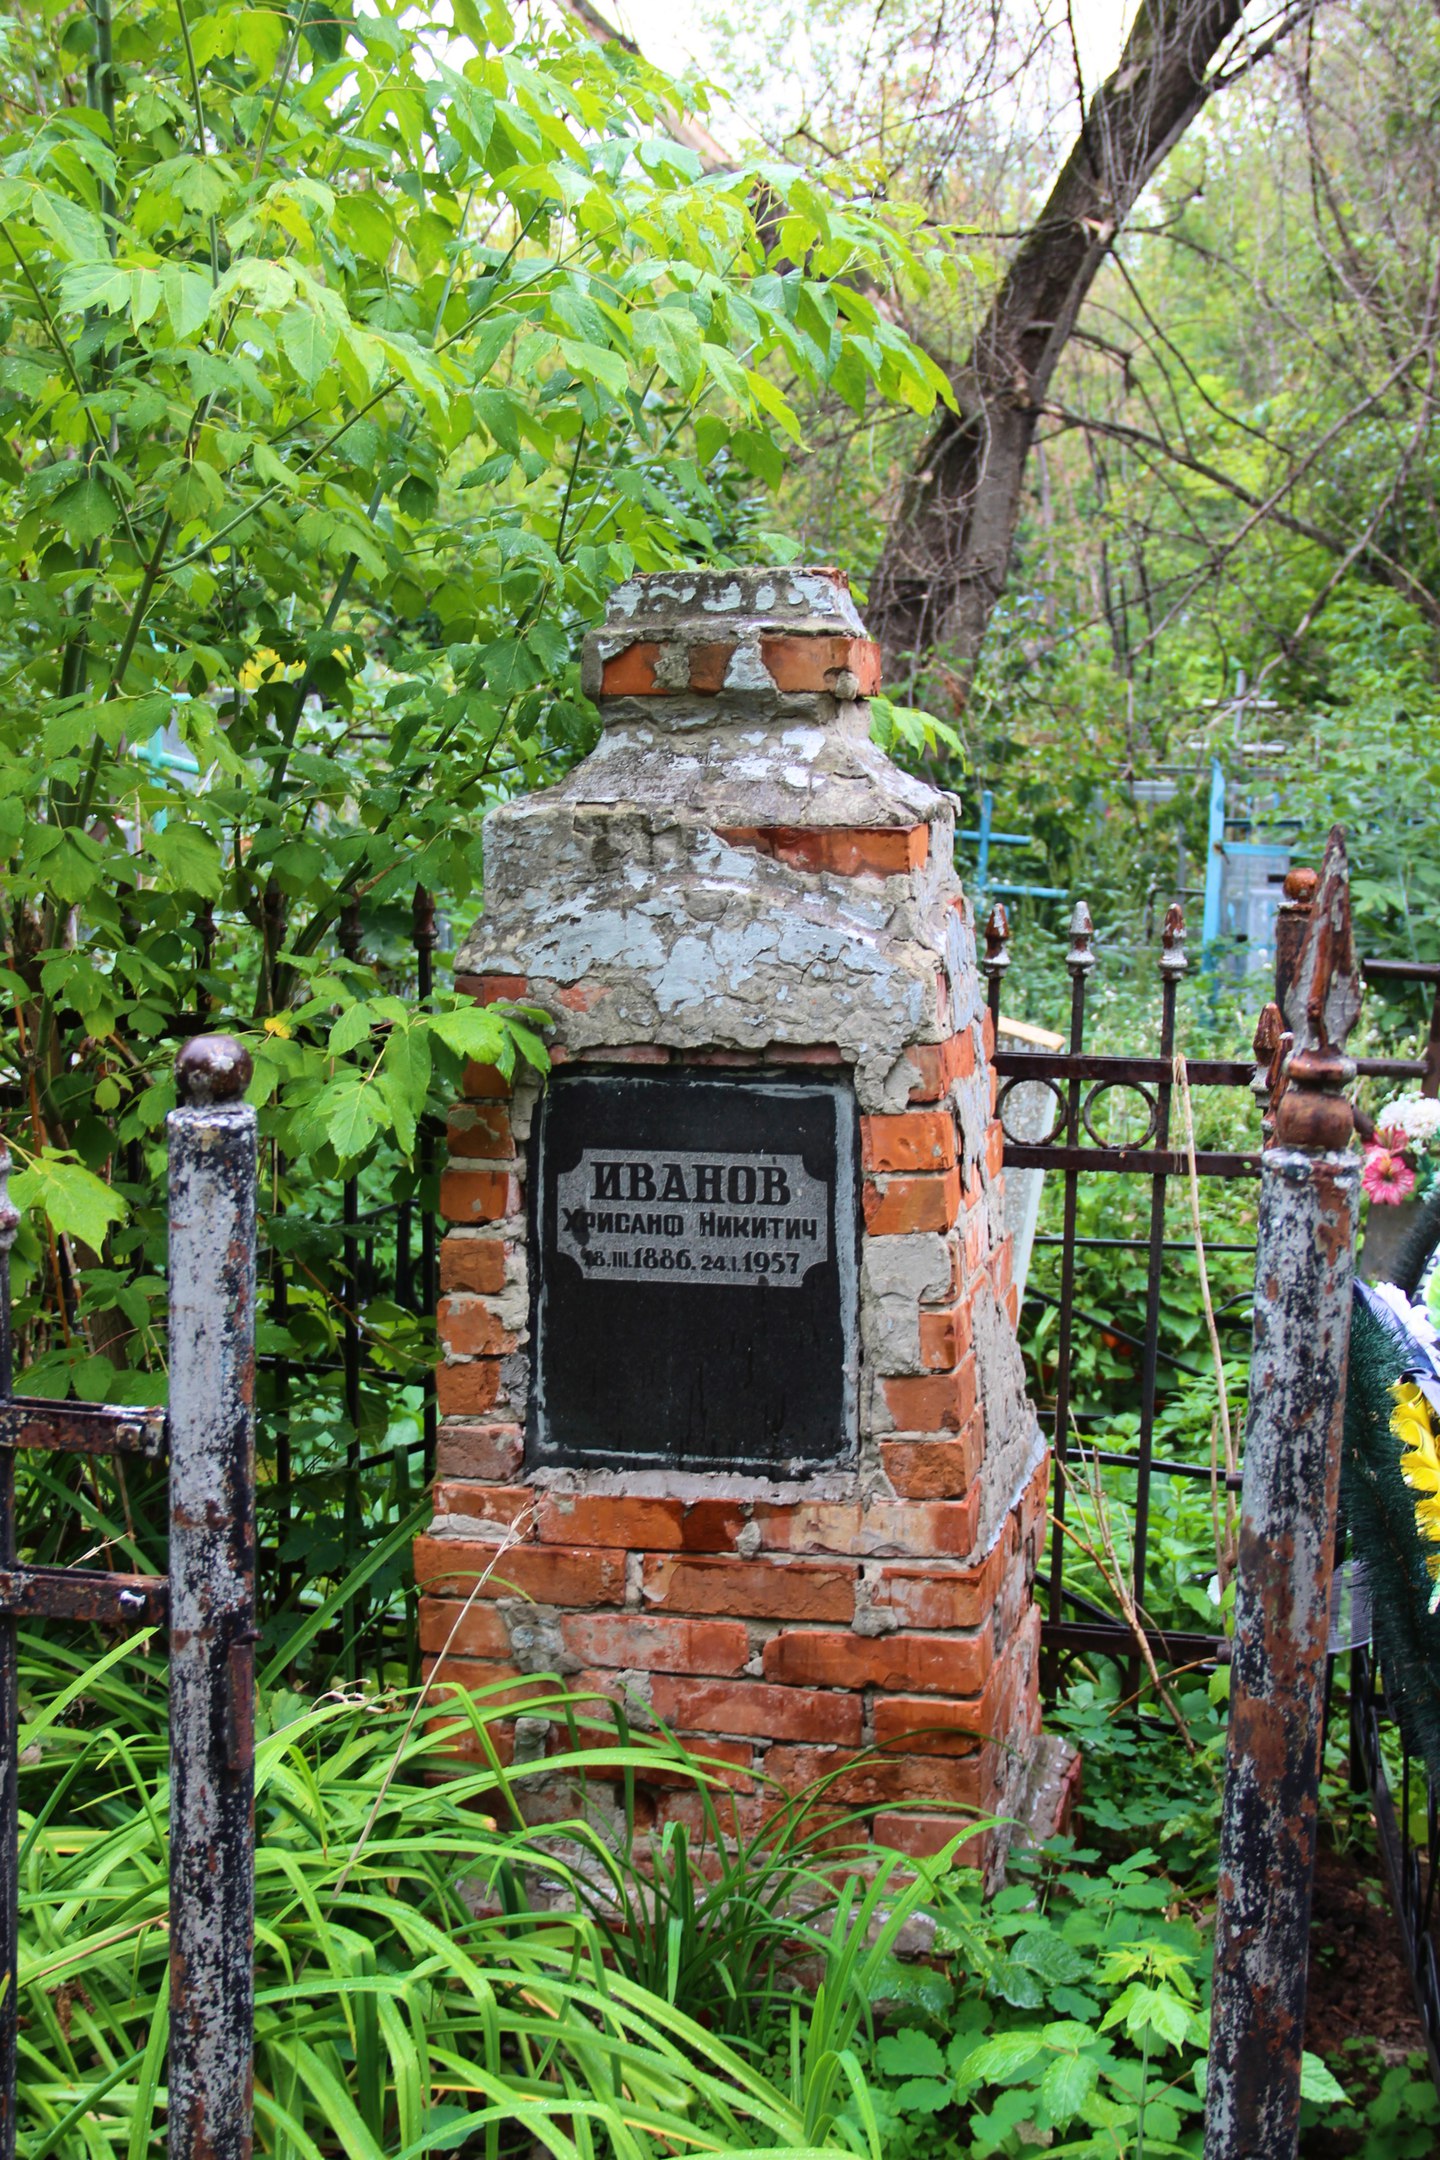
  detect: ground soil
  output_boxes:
[1299,1832,1430,2156]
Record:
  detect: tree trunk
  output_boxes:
[866,0,1246,691]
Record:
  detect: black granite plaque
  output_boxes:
[529,1069,859,1474]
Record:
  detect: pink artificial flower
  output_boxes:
[1363,1142,1417,1205]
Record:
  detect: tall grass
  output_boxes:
[15,1626,972,2158]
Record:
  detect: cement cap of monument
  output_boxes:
[520,564,950,831]
[580,565,884,715]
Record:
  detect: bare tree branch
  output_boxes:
[864,0,1321,694]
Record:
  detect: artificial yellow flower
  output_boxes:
[1393,1382,1440,1498]
[1390,1382,1440,1611]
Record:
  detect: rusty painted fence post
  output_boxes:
[1204,832,1362,2160]
[0,1148,18,2160]
[168,1038,257,2160]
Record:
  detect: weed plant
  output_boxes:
[16,1622,949,2159]
[20,1612,1439,2157]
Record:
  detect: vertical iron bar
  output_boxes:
[1205,830,1362,2160]
[270,1156,292,1618]
[1130,906,1186,1644]
[414,887,439,1485]
[338,902,363,1681]
[1206,1150,1359,2158]
[1045,904,1096,1684]
[0,1148,18,2160]
[195,902,216,1025]
[395,1198,413,1311]
[1423,979,1440,1101]
[168,1036,257,2160]
[261,879,284,1027]
[341,1169,361,1683]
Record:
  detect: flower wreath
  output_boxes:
[1362,1092,1440,1207]
[1394,1378,1440,1611]
[1340,1281,1440,1779]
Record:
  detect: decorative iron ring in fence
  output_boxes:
[995,1073,1066,1148]
[1080,1078,1160,1153]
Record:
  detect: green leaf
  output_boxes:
[383,1020,432,1112]
[1010,1931,1089,1986]
[162,266,214,340]
[147,823,222,898]
[164,461,225,525]
[1299,2053,1349,2105]
[377,1068,417,1159]
[54,476,118,543]
[875,2029,946,2079]
[32,186,107,262]
[327,1003,375,1056]
[1039,2051,1098,2124]
[11,1154,127,1252]
[428,1006,510,1063]
[280,307,341,388]
[58,261,132,315]
[1103,1983,1195,2052]
[320,1079,381,1161]
[953,2030,1045,2089]
[891,2077,952,2115]
[503,1017,551,1074]
[556,337,629,398]
[699,339,748,404]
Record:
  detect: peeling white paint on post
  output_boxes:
[1204,829,1362,2160]
[168,1036,257,2160]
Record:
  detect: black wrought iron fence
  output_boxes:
[1348,1645,1440,2091]
[989,885,1440,1691]
[257,883,441,1684]
[4,885,446,1694]
[990,871,1440,2129]
[985,897,1261,1684]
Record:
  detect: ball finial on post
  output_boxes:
[174,1035,253,1107]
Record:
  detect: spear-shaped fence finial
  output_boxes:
[982,901,1011,983]
[1067,900,1096,976]
[1274,827,1361,1152]
[1159,901,1187,978]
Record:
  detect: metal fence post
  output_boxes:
[0,1149,18,2160]
[1204,830,1362,2160]
[168,1037,258,2160]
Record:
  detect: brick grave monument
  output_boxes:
[415,566,1059,1871]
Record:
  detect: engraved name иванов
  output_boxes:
[555,1147,830,1285]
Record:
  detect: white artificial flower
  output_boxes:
[1375,1094,1440,1146]
[1373,1276,1440,1351]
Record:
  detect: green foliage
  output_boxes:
[1049,1682,1229,1885]
[0,0,964,1663]
[868,695,965,769]
[837,1837,1219,2158]
[16,1615,1433,2157]
[0,0,957,1371]
[568,1761,985,2061]
[14,1629,958,2158]
[1301,2046,1440,2158]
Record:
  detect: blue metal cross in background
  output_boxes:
[959,788,1067,902]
